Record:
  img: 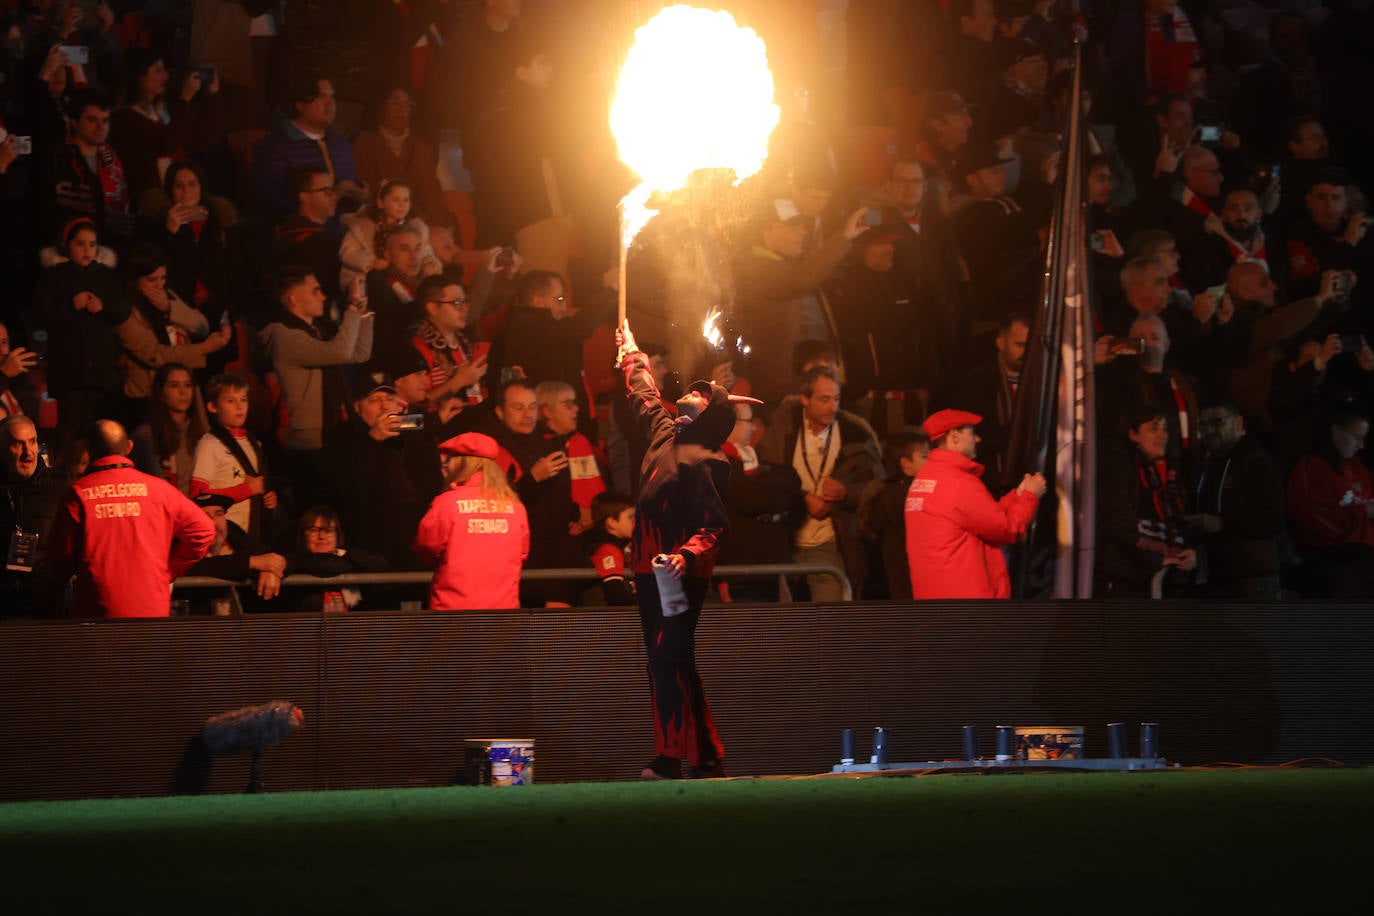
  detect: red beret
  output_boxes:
[438,432,500,460]
[923,408,983,441]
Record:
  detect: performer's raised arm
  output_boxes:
[617,320,675,439]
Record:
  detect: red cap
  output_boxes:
[438,432,500,460]
[923,408,983,440]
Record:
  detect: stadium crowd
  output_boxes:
[2,0,1373,616]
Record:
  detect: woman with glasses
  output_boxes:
[286,506,385,612]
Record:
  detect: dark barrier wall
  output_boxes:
[2,602,1371,801]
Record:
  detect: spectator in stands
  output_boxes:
[352,87,449,227]
[860,429,931,601]
[1098,312,1204,489]
[0,416,62,618]
[184,493,287,611]
[274,166,346,305]
[500,269,612,426]
[39,87,133,244]
[757,365,882,601]
[285,506,386,612]
[1221,262,1339,433]
[949,140,1044,327]
[139,160,236,319]
[32,217,130,451]
[251,72,366,227]
[1195,401,1285,600]
[43,418,214,618]
[191,372,277,544]
[828,228,933,434]
[1232,11,1328,159]
[464,30,574,273]
[972,39,1048,144]
[1107,0,1203,113]
[364,223,430,347]
[1275,116,1332,232]
[733,199,866,405]
[905,408,1044,599]
[411,276,489,417]
[1095,404,1198,598]
[1169,146,1225,266]
[413,431,530,611]
[130,362,207,496]
[491,379,583,607]
[1111,256,1212,376]
[584,490,636,607]
[339,178,442,294]
[1178,188,1281,294]
[423,0,526,149]
[875,158,966,387]
[321,365,443,570]
[715,396,798,603]
[535,379,605,532]
[1286,404,1374,598]
[111,47,225,205]
[116,243,232,403]
[935,312,1028,485]
[0,321,39,419]
[258,265,374,494]
[1287,168,1371,304]
[940,0,1000,100]
[914,93,973,205]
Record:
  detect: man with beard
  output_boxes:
[933,313,1028,487]
[1287,169,1372,305]
[1181,188,1289,295]
[616,320,761,780]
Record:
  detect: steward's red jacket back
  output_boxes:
[45,455,215,617]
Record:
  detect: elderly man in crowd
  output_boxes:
[0,416,63,617]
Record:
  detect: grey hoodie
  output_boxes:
[259,308,373,450]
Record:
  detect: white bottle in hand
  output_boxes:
[652,555,689,617]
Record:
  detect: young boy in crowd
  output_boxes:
[584,490,636,606]
[191,373,278,543]
[861,429,931,600]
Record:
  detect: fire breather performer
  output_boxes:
[618,319,760,780]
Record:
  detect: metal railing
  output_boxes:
[173,563,853,611]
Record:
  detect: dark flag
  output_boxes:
[1001,43,1096,599]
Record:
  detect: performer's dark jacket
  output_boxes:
[622,353,731,578]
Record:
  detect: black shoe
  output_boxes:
[688,760,728,779]
[640,755,682,781]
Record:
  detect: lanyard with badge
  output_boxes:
[799,423,836,494]
[6,489,38,573]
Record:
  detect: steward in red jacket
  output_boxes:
[905,409,1044,599]
[43,420,215,617]
[413,432,530,610]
